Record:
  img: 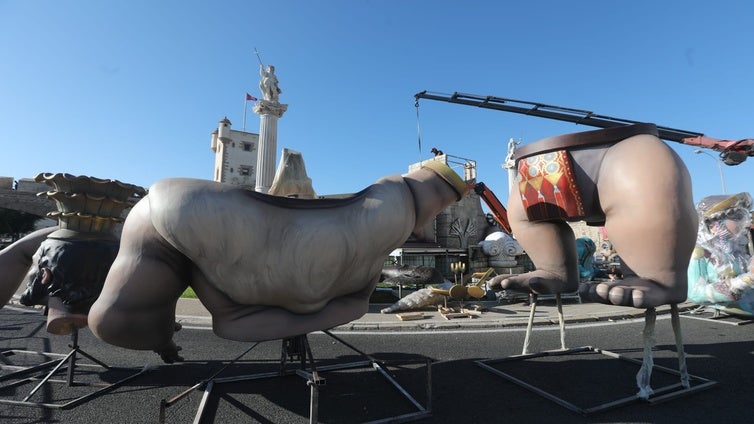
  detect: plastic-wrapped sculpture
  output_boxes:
[687,192,754,315]
[380,265,445,287]
[88,161,469,361]
[379,281,452,314]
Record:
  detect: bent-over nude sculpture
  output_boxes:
[489,123,697,308]
[88,161,469,362]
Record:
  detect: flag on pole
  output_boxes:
[246,93,258,102]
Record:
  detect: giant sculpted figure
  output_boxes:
[490,124,697,308]
[88,161,468,361]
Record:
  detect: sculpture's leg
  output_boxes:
[493,184,579,295]
[88,200,188,363]
[583,135,697,308]
[0,227,56,306]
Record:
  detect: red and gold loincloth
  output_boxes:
[518,150,584,221]
[515,123,659,222]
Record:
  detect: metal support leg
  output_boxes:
[556,293,566,350]
[308,380,319,424]
[636,307,656,399]
[0,328,151,410]
[670,304,690,389]
[476,304,717,415]
[521,293,566,355]
[159,333,431,423]
[522,294,538,355]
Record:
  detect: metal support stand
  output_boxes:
[0,328,151,409]
[476,304,716,415]
[159,330,432,424]
[682,305,754,326]
[521,293,567,355]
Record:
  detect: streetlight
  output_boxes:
[694,150,726,194]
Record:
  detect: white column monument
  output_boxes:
[254,64,288,193]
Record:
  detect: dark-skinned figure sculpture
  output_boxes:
[0,173,145,335]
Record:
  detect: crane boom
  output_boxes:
[472,182,511,234]
[415,91,753,165]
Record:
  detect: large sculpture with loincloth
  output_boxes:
[488,123,697,308]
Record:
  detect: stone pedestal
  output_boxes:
[253,100,288,193]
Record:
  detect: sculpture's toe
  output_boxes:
[607,285,632,306]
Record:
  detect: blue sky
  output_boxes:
[1,0,752,206]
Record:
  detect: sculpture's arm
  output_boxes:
[190,272,375,342]
[88,198,189,363]
[0,227,57,306]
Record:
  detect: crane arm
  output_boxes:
[415,91,754,165]
[472,182,512,235]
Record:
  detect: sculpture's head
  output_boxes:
[696,193,752,253]
[403,160,469,240]
[20,238,119,316]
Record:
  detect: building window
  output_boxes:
[240,165,253,176]
[243,142,253,151]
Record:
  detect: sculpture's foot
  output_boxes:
[580,277,687,308]
[154,340,184,364]
[152,322,184,363]
[489,270,577,295]
[45,296,88,335]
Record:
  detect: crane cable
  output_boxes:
[415,98,423,162]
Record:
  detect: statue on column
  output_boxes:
[259,64,281,102]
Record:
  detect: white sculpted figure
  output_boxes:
[259,64,281,102]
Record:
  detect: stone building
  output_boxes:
[210,117,260,189]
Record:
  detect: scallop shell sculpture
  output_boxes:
[35,173,146,236]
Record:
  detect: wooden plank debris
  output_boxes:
[437,305,484,320]
[396,312,425,321]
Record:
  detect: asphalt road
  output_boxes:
[0,305,752,423]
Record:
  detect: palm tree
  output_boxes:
[0,209,43,242]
